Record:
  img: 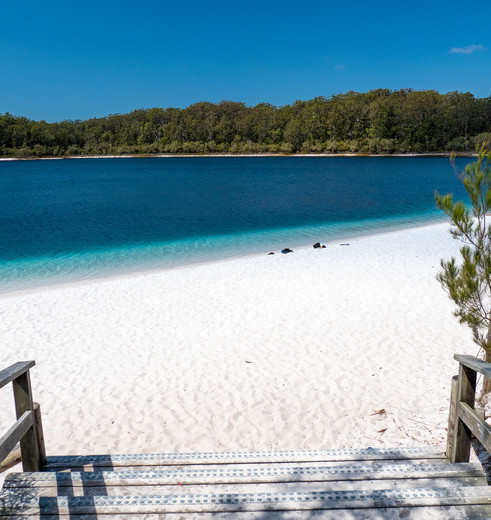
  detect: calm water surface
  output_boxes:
[0,156,470,292]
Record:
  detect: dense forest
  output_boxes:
[1,89,490,157]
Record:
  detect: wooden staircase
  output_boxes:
[1,447,491,518]
[1,356,491,518]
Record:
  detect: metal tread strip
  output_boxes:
[5,462,484,487]
[1,486,491,514]
[44,447,445,467]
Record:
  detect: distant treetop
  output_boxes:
[1,89,490,157]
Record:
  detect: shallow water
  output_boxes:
[0,156,469,292]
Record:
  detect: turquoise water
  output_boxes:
[0,156,469,292]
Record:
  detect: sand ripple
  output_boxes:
[0,223,475,459]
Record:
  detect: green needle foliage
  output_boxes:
[435,143,491,361]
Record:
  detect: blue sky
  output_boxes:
[1,0,490,122]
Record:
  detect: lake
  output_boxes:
[0,156,470,292]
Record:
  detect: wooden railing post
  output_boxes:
[33,402,47,467]
[12,370,41,472]
[447,355,491,463]
[446,375,459,462]
[453,362,477,462]
[0,361,47,472]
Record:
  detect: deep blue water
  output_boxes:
[0,156,470,292]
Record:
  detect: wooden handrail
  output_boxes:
[447,354,491,463]
[0,411,33,464]
[0,361,35,390]
[454,354,491,378]
[0,361,46,472]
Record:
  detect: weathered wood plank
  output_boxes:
[459,402,491,453]
[453,362,477,463]
[0,361,35,391]
[0,412,33,465]
[12,371,40,472]
[454,355,491,378]
[447,374,459,460]
[43,459,453,474]
[33,402,46,467]
[4,461,485,488]
[43,447,446,470]
[2,476,488,499]
[2,506,491,519]
[1,486,491,515]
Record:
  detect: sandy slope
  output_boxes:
[0,222,475,463]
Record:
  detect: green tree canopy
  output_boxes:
[435,144,491,361]
[1,90,490,157]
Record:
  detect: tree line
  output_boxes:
[1,89,490,157]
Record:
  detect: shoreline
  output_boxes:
[0,217,446,298]
[0,152,477,161]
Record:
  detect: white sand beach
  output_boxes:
[0,222,477,466]
[0,152,476,162]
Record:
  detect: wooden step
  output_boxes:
[3,508,491,519]
[4,461,486,488]
[43,447,445,471]
[1,447,489,517]
[2,461,487,498]
[1,486,491,516]
[1,477,487,499]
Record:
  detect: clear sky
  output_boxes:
[1,0,490,122]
